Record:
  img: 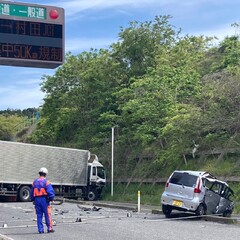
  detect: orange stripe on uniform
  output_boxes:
[47,205,53,229]
[33,188,47,197]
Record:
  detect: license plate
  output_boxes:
[173,200,183,207]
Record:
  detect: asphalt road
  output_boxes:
[0,201,240,240]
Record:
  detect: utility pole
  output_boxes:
[111,126,115,197]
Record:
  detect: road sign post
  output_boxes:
[0,0,64,68]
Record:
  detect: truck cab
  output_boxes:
[85,154,106,200]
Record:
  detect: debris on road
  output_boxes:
[77,204,101,212]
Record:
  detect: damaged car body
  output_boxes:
[161,170,234,218]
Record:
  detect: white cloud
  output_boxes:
[0,85,45,110]
[66,37,116,53]
[53,0,234,17]
[192,24,236,41]
[15,78,43,86]
[47,0,175,18]
[58,0,162,11]
[0,65,55,82]
[13,68,54,78]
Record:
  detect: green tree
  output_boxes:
[0,115,24,140]
[29,15,240,178]
[30,49,120,148]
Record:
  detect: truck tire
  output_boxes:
[87,190,97,201]
[18,186,31,202]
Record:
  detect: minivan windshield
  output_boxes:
[170,172,198,188]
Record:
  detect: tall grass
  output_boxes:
[102,183,165,206]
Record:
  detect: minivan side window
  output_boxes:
[203,178,212,189]
[210,182,222,194]
[169,172,198,187]
[223,187,234,200]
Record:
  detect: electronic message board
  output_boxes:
[0,1,64,68]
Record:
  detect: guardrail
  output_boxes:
[110,176,240,184]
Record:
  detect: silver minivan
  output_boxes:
[161,170,234,217]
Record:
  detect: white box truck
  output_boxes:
[0,140,106,201]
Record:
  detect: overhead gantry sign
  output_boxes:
[0,1,64,68]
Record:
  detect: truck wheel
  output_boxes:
[87,190,97,201]
[18,186,31,202]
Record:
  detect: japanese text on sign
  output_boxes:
[0,3,46,19]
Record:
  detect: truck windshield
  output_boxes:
[97,167,105,179]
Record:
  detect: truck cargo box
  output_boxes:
[0,141,89,186]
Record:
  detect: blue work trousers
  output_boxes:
[35,196,53,233]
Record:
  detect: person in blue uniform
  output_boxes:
[30,167,55,234]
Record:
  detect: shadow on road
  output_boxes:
[0,196,17,202]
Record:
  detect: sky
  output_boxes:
[0,0,239,110]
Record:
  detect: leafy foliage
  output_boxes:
[23,16,240,178]
[0,115,25,140]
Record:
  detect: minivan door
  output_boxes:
[204,181,222,214]
[215,185,234,215]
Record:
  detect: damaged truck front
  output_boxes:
[0,141,106,202]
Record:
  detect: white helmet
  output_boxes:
[39,167,48,175]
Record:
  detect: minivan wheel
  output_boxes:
[162,205,172,218]
[195,204,205,216]
[223,210,232,217]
